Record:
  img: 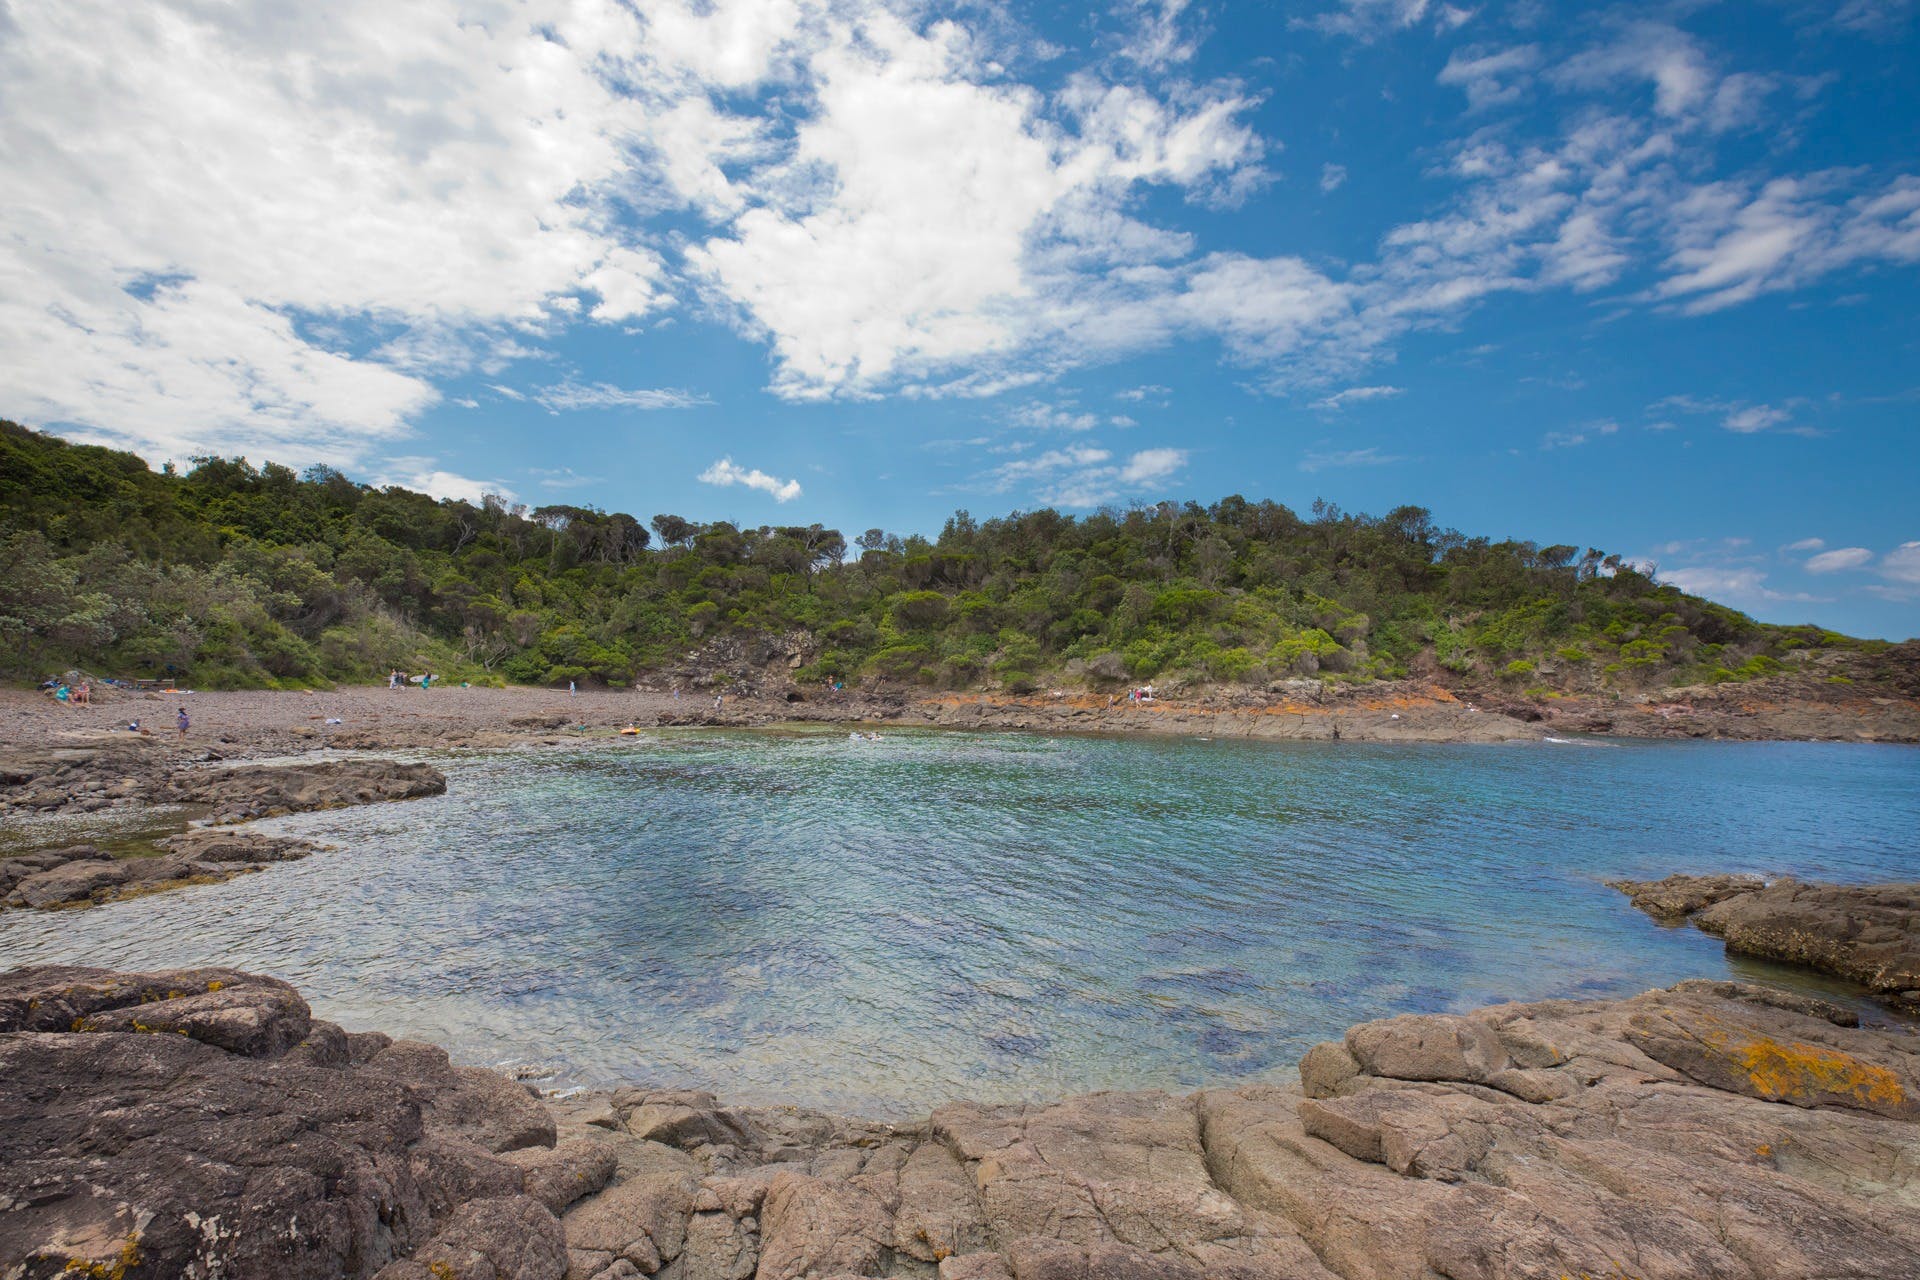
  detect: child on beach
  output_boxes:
[176,706,190,738]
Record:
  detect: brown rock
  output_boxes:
[1608,872,1766,921]
[6,857,132,908]
[508,1138,621,1214]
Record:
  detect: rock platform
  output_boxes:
[5,968,1918,1279]
[1612,873,1920,1011]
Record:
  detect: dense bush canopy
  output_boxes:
[0,421,1875,691]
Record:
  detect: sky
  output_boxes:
[2,0,1917,638]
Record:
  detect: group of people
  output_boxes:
[43,678,90,707]
[387,670,435,689]
[1107,685,1156,708]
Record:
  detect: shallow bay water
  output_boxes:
[3,729,1917,1114]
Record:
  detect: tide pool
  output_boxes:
[2,729,1915,1114]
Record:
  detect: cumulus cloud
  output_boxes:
[1805,546,1874,573]
[0,0,682,465]
[1881,542,1920,585]
[698,457,803,503]
[1320,164,1348,193]
[3,0,1915,459]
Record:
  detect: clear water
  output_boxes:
[3,729,1917,1115]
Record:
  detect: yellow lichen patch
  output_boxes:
[429,1262,459,1280]
[206,980,223,992]
[1726,1033,1907,1110]
[56,1234,142,1278]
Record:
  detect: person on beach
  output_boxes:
[52,683,71,706]
[73,681,90,707]
[713,693,723,711]
[569,680,576,698]
[176,706,190,738]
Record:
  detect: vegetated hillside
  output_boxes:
[0,420,1901,695]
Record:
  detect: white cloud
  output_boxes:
[1010,403,1102,432]
[1553,22,1718,120]
[1319,164,1348,194]
[1831,0,1916,34]
[1654,395,1801,435]
[1299,446,1406,472]
[531,467,604,490]
[1118,0,1198,70]
[1805,546,1873,573]
[1658,564,1826,605]
[684,8,1269,400]
[1723,404,1793,433]
[698,457,803,503]
[1311,385,1403,411]
[379,458,514,504]
[0,0,682,465]
[3,0,1915,454]
[979,442,1187,507]
[1542,419,1619,449]
[532,381,713,412]
[1784,537,1826,552]
[1116,384,1171,402]
[1299,0,1471,40]
[1118,447,1187,484]
[1438,44,1541,112]
[1881,542,1920,585]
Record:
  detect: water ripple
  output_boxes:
[1,729,1916,1115]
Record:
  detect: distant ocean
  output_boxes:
[4,729,1915,1115]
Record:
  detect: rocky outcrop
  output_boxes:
[168,756,447,823]
[1,831,321,911]
[0,736,170,818]
[1612,873,1920,1011]
[0,965,611,1279]
[8,970,1920,1279]
[537,981,1920,1280]
[1607,871,1766,921]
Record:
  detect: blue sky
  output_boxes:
[3,0,1917,637]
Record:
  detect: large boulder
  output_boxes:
[0,965,567,1279]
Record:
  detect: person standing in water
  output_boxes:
[176,706,190,739]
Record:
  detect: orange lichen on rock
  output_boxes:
[1730,1034,1907,1110]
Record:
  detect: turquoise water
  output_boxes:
[2,729,1916,1114]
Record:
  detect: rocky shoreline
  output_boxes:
[4,965,1917,1279]
[4,688,1919,1275]
[1612,873,1920,1013]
